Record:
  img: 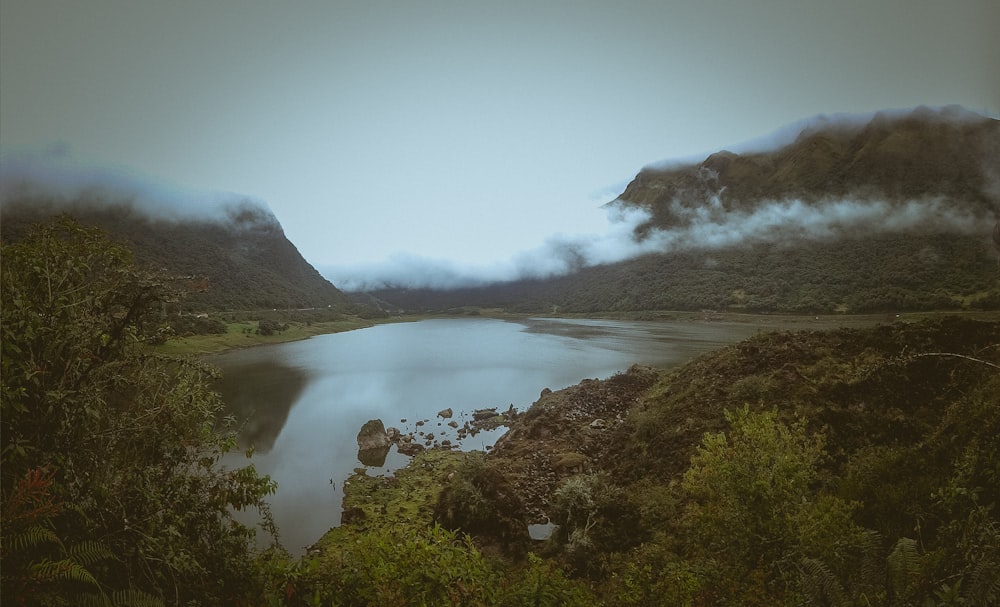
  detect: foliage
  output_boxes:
[256,318,289,336]
[292,525,501,606]
[433,452,530,554]
[675,407,865,600]
[287,525,598,607]
[0,198,355,313]
[1,218,276,605]
[547,472,647,576]
[367,233,999,314]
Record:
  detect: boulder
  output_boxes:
[356,419,390,451]
[473,407,498,421]
[437,407,453,419]
[396,441,425,456]
[552,452,588,474]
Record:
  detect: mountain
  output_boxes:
[0,196,353,313]
[364,106,1000,314]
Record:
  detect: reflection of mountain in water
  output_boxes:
[213,362,309,452]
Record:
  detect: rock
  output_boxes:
[448,420,459,428]
[552,452,588,474]
[386,427,401,442]
[589,418,607,429]
[356,419,390,451]
[437,407,453,419]
[396,441,425,456]
[473,408,498,421]
[540,388,552,398]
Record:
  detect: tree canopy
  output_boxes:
[1,218,276,606]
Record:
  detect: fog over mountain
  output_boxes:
[0,146,276,225]
[328,106,998,292]
[0,150,350,312]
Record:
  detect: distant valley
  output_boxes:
[359,106,1000,315]
[2,106,997,317]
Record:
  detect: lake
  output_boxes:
[211,316,825,552]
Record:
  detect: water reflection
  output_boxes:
[213,361,308,453]
[209,317,781,554]
[357,446,391,467]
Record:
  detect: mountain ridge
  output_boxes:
[0,196,352,313]
[363,106,1000,314]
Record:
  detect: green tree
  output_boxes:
[679,407,864,602]
[1,218,275,605]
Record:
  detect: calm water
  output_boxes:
[211,317,777,552]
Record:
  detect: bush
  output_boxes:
[0,218,276,605]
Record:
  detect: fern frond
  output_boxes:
[3,524,62,553]
[853,528,886,597]
[887,537,920,597]
[110,588,166,607]
[965,559,1000,607]
[28,557,100,588]
[76,593,114,607]
[799,557,849,607]
[69,539,117,567]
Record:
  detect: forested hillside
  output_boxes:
[363,107,1000,314]
[292,315,1000,606]
[0,197,353,313]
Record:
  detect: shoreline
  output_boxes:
[153,309,1000,357]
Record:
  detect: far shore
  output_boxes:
[154,308,1000,357]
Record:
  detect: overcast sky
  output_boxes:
[2,1,997,287]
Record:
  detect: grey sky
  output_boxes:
[2,1,997,279]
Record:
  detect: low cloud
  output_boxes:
[323,205,659,291]
[325,195,994,292]
[0,146,275,224]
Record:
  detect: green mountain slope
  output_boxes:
[366,106,1000,314]
[0,197,352,312]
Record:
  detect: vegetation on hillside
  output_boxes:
[0,198,355,313]
[367,232,1000,313]
[4,217,997,606]
[290,316,999,606]
[363,108,999,315]
[1,219,277,606]
[618,106,998,230]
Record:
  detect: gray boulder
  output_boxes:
[357,419,390,451]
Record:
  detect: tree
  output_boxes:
[679,407,864,601]
[1,218,275,606]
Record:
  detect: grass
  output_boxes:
[153,317,378,356]
[335,449,468,535]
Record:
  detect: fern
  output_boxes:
[28,556,100,587]
[853,528,886,599]
[69,539,118,567]
[964,558,1000,607]
[887,537,920,599]
[3,523,63,554]
[110,588,166,607]
[799,557,849,607]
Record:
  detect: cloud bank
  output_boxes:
[0,146,275,224]
[324,195,994,292]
